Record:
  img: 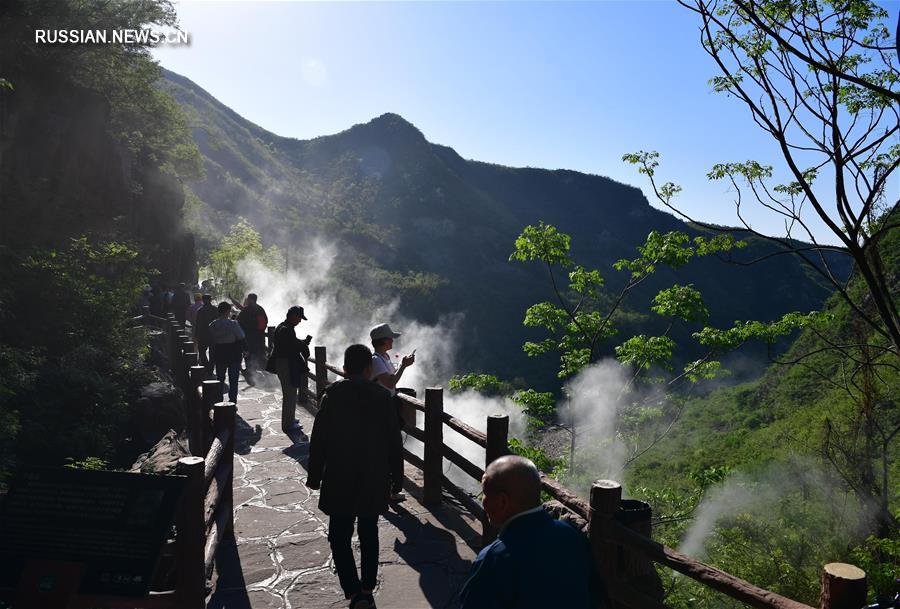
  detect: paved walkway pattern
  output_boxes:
[208,376,481,609]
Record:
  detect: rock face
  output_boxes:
[130,429,191,475]
[133,383,186,445]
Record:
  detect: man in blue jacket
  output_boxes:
[460,455,602,609]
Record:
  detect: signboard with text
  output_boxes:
[0,467,184,598]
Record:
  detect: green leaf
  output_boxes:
[652,284,709,323]
[616,335,676,370]
[510,222,573,266]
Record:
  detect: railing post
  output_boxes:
[175,456,205,609]
[589,479,621,584]
[142,305,150,322]
[202,379,223,453]
[485,414,509,467]
[168,320,180,375]
[482,414,509,545]
[314,346,328,398]
[182,338,196,381]
[820,563,867,609]
[398,397,416,431]
[213,402,237,537]
[423,387,444,506]
[188,366,206,457]
[616,499,665,600]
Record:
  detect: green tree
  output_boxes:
[0,238,155,483]
[0,0,203,180]
[203,218,285,299]
[508,223,743,475]
[625,0,899,537]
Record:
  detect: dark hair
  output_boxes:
[217,301,232,315]
[202,294,213,303]
[372,337,390,349]
[344,344,373,376]
[246,293,258,302]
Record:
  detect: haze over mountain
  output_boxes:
[162,69,849,389]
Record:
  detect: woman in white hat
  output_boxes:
[369,323,414,500]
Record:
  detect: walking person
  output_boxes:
[459,455,604,609]
[171,282,191,325]
[269,305,309,433]
[306,344,401,609]
[370,323,415,500]
[193,294,217,370]
[237,292,268,376]
[186,293,203,328]
[208,301,248,404]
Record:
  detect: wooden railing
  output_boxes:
[305,345,869,609]
[141,310,236,609]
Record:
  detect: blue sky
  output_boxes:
[153,1,899,244]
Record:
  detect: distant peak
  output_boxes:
[360,113,426,139]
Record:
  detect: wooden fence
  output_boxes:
[140,310,237,609]
[305,345,869,609]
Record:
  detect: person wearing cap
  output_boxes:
[369,323,415,394]
[271,305,310,433]
[370,323,414,500]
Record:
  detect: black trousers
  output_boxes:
[327,515,378,598]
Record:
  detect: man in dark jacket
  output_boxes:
[306,344,401,609]
[193,294,217,370]
[236,293,268,375]
[459,455,603,609]
[271,305,310,432]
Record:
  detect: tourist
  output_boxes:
[208,301,248,404]
[194,294,217,370]
[306,344,401,609]
[370,323,414,500]
[237,292,268,375]
[270,305,309,432]
[459,455,602,609]
[187,293,203,327]
[171,282,191,325]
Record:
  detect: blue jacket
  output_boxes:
[460,508,601,609]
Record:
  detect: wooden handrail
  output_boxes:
[605,521,814,609]
[205,461,233,532]
[442,443,485,481]
[203,428,230,487]
[397,392,425,412]
[402,448,486,523]
[442,411,487,447]
[540,474,590,521]
[204,495,232,580]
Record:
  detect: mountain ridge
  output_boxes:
[161,68,851,390]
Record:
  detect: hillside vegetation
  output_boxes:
[626,218,899,606]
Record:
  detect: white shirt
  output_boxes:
[371,352,396,396]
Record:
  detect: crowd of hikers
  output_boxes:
[141,283,605,609]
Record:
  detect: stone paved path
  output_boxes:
[207,375,480,609]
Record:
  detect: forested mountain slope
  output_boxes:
[163,69,851,389]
